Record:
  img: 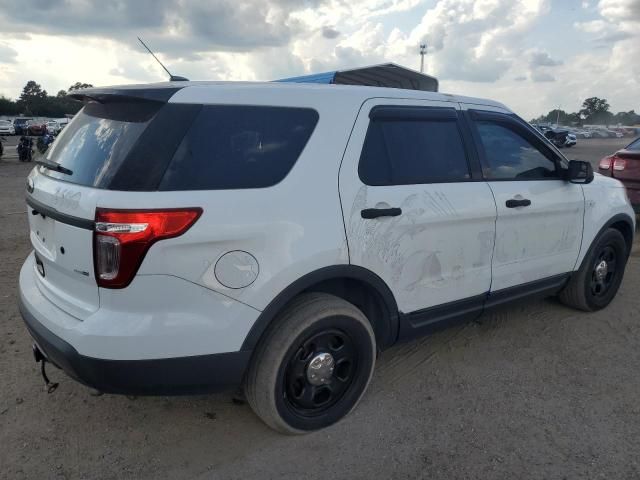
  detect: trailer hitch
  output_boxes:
[33,345,59,394]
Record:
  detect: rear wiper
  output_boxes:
[36,160,73,176]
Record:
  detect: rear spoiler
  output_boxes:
[68,85,185,104]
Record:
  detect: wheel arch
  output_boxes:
[577,213,635,271]
[240,265,400,352]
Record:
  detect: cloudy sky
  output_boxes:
[0,0,638,119]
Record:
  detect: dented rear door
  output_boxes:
[338,98,496,314]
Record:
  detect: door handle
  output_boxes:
[361,207,402,219]
[505,198,531,208]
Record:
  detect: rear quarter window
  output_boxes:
[159,105,319,190]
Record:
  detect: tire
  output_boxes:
[245,292,376,434]
[559,228,628,311]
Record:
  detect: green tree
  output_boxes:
[0,95,19,115]
[19,80,47,101]
[580,97,612,125]
[68,82,93,91]
[17,80,49,115]
[612,110,640,126]
[531,109,582,126]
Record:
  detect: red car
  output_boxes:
[599,137,640,212]
[26,121,46,136]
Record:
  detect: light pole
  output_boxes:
[419,44,426,73]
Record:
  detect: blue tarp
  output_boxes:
[274,63,439,92]
[277,71,338,84]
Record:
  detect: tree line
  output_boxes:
[0,80,93,118]
[531,97,639,126]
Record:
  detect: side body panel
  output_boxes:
[485,180,584,290]
[460,103,585,292]
[577,173,635,267]
[339,98,497,314]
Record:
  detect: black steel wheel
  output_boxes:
[284,328,358,416]
[245,293,376,434]
[589,245,617,298]
[559,228,628,311]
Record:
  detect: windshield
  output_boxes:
[43,102,159,187]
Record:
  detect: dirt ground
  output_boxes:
[1,136,639,480]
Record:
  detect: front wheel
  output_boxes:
[559,228,628,311]
[245,293,376,434]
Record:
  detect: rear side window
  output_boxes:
[159,106,319,190]
[358,115,470,186]
[627,138,640,151]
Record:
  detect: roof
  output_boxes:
[275,63,439,92]
[68,80,508,112]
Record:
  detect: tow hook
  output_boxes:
[32,344,59,394]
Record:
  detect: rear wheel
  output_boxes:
[245,293,376,434]
[559,228,628,311]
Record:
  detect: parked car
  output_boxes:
[26,121,46,136]
[46,121,61,135]
[599,137,640,212]
[0,119,15,135]
[611,127,636,137]
[569,128,591,139]
[590,129,612,138]
[13,117,33,135]
[565,133,577,147]
[19,82,635,434]
[541,127,570,148]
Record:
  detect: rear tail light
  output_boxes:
[599,155,613,170]
[94,208,202,288]
[613,157,626,171]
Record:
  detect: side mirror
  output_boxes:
[566,160,594,184]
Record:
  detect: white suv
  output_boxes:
[19,82,635,434]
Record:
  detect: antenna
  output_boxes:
[137,37,188,82]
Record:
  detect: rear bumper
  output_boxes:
[19,294,251,395]
[18,252,257,395]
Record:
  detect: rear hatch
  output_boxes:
[26,89,190,320]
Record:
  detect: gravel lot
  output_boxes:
[1,137,639,480]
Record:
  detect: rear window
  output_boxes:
[43,102,160,187]
[159,105,319,190]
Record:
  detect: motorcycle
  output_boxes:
[37,132,55,154]
[17,136,34,162]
